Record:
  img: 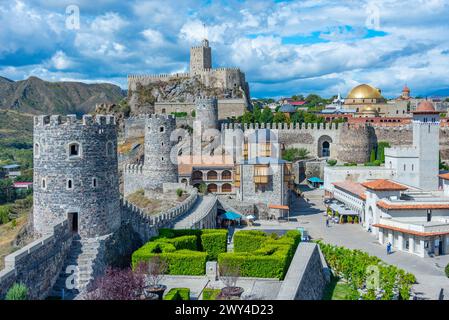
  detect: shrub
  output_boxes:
[5,283,28,300]
[445,263,449,278]
[327,159,337,166]
[343,162,357,166]
[176,188,183,197]
[202,288,221,300]
[234,230,267,252]
[219,230,301,279]
[165,235,197,251]
[163,288,190,300]
[347,216,353,223]
[354,216,359,224]
[201,229,228,261]
[162,250,207,275]
[131,241,176,268]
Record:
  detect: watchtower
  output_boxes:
[190,39,212,75]
[33,114,120,238]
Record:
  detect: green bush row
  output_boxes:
[202,288,221,300]
[219,230,301,279]
[318,241,416,300]
[201,230,228,260]
[163,288,190,300]
[233,230,267,252]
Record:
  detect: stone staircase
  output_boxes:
[48,236,102,300]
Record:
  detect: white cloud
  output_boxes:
[50,51,72,70]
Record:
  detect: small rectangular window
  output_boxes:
[67,179,73,190]
[92,178,97,188]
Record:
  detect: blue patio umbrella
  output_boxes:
[220,211,242,220]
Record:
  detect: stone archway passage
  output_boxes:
[317,135,333,157]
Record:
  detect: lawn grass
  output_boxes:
[323,277,355,300]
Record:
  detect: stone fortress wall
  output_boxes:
[221,122,449,163]
[33,114,121,238]
[0,220,72,299]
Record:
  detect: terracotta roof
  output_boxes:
[439,173,449,180]
[372,223,449,237]
[361,179,408,191]
[413,100,440,114]
[332,181,367,200]
[402,85,410,92]
[377,200,449,210]
[268,204,289,210]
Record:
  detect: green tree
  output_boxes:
[260,107,273,123]
[0,204,11,224]
[377,141,390,163]
[253,105,262,123]
[0,179,15,204]
[282,148,310,161]
[273,112,287,123]
[240,111,254,124]
[370,149,376,163]
[5,283,28,300]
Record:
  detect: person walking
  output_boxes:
[326,217,329,228]
[387,242,392,255]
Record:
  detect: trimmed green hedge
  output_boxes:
[218,230,301,280]
[201,229,228,260]
[132,229,227,275]
[163,288,190,300]
[234,230,267,252]
[202,288,221,300]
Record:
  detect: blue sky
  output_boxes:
[1,0,449,98]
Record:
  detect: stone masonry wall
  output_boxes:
[0,220,72,299]
[276,243,329,300]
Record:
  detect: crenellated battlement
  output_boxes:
[147,113,176,121]
[221,122,344,131]
[34,114,116,127]
[124,164,144,174]
[127,73,190,80]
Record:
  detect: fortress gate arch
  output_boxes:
[317,135,333,157]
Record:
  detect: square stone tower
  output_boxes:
[412,101,440,190]
[190,39,212,75]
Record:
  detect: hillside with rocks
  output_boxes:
[0,76,125,115]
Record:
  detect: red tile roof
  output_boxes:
[377,200,449,210]
[372,223,449,237]
[361,179,408,191]
[268,204,289,210]
[332,181,367,200]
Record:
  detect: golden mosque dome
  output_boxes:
[347,84,383,100]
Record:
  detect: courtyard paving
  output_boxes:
[247,186,449,300]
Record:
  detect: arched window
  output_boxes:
[41,178,46,190]
[221,170,232,180]
[181,178,188,184]
[207,170,218,180]
[92,177,97,188]
[221,183,232,193]
[68,142,81,158]
[34,143,40,158]
[192,171,203,181]
[207,184,217,193]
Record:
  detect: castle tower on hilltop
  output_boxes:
[190,39,212,75]
[143,114,178,189]
[33,114,121,238]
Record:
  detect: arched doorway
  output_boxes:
[221,183,232,193]
[317,135,333,157]
[207,184,217,193]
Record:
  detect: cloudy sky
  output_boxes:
[1,0,449,98]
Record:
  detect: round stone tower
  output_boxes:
[337,123,373,163]
[143,114,178,189]
[33,114,120,238]
[195,96,218,131]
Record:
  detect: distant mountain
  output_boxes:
[0,76,125,115]
[426,88,449,98]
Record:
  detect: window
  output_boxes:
[67,179,73,190]
[41,178,46,189]
[161,157,164,161]
[161,142,164,147]
[160,126,165,133]
[412,164,414,171]
[162,108,166,114]
[69,142,80,157]
[403,164,406,171]
[92,178,97,188]
[106,142,114,156]
[34,143,40,158]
